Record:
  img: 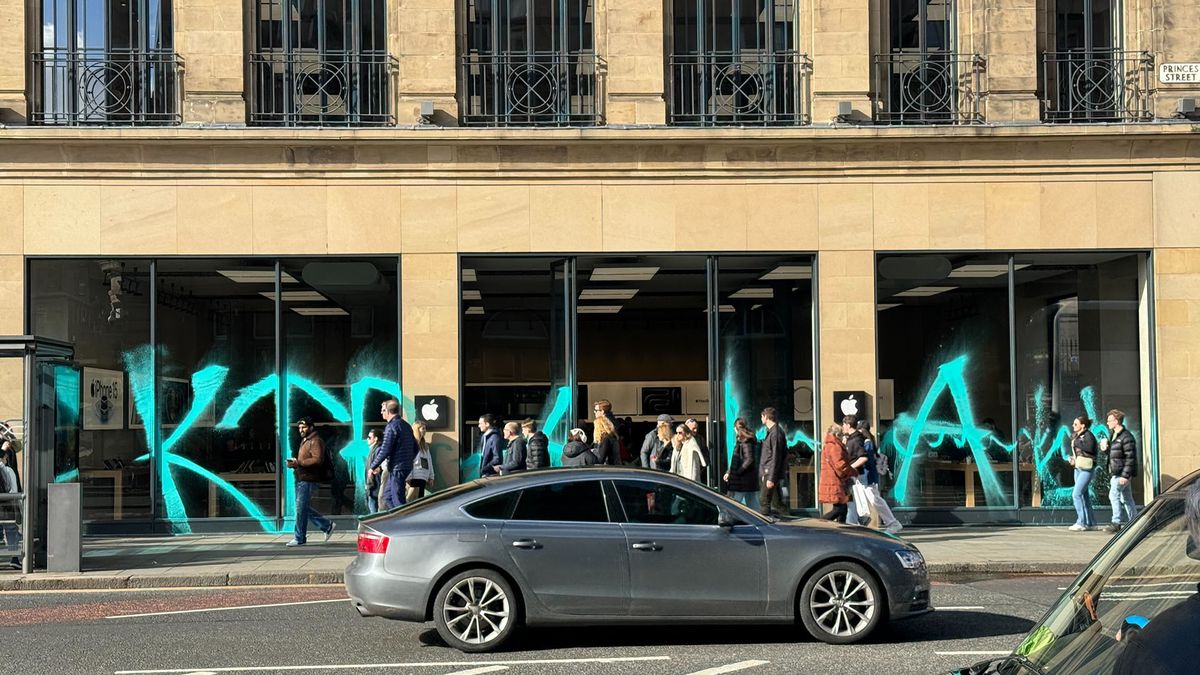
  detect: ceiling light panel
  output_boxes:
[461,269,477,282]
[877,303,902,311]
[291,307,348,316]
[579,288,638,300]
[589,267,659,282]
[729,288,774,299]
[259,291,327,302]
[893,286,956,297]
[576,305,622,314]
[217,270,298,284]
[760,265,812,280]
[465,306,484,315]
[462,290,481,300]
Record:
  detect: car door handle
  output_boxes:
[511,539,542,550]
[631,541,662,552]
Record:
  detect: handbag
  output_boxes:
[1075,456,1095,471]
[851,479,872,519]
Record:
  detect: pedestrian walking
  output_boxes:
[686,417,711,481]
[592,414,620,465]
[857,420,902,533]
[522,419,550,470]
[561,428,597,467]
[840,416,870,524]
[0,445,20,568]
[640,414,673,470]
[669,424,708,483]
[363,428,384,513]
[285,417,335,547]
[477,414,503,477]
[1068,415,1098,531]
[593,399,629,463]
[819,424,857,522]
[1101,409,1140,533]
[370,399,416,509]
[499,422,527,474]
[758,407,788,517]
[405,421,434,501]
[723,418,760,510]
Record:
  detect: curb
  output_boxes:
[1,564,1081,591]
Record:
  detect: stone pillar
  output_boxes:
[603,0,667,124]
[817,250,877,435]
[395,0,458,125]
[0,0,26,123]
[810,0,873,123]
[984,0,1041,123]
[175,0,245,124]
[1145,1,1200,119]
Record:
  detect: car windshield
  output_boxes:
[1011,490,1200,673]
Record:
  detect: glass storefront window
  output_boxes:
[29,259,152,521]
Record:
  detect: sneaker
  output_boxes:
[1068,524,1087,532]
[885,522,904,535]
[285,539,305,547]
[324,522,336,542]
[1103,523,1122,534]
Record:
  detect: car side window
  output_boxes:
[613,480,719,526]
[510,481,609,523]
[462,490,519,520]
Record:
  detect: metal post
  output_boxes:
[1008,256,1019,512]
[21,349,33,574]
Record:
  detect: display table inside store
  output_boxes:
[208,473,276,517]
[83,470,123,520]
[922,461,1041,507]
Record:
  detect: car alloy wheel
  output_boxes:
[434,569,518,652]
[799,561,883,644]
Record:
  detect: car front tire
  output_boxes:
[798,561,884,644]
[433,569,519,653]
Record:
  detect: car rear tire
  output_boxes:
[798,561,883,644]
[433,569,519,653]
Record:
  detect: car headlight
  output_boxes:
[894,549,925,570]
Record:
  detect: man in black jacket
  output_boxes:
[499,422,527,474]
[521,419,549,470]
[758,407,788,517]
[1101,408,1140,533]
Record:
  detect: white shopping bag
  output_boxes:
[851,479,873,520]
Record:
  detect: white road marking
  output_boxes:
[685,660,770,675]
[105,598,348,619]
[444,668,509,675]
[4,584,341,596]
[115,656,671,674]
[936,606,985,610]
[934,651,1011,657]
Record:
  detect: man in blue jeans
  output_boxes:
[285,417,335,547]
[1101,408,1140,534]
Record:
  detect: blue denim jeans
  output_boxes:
[730,490,760,511]
[1072,468,1095,528]
[293,480,332,544]
[1109,476,1139,525]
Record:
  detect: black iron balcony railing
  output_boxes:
[249,51,397,126]
[30,49,183,125]
[669,51,812,126]
[460,53,603,127]
[874,52,986,124]
[1042,50,1153,123]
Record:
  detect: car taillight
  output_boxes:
[357,530,389,555]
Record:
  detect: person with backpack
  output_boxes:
[371,399,416,509]
[406,421,435,501]
[285,417,335,547]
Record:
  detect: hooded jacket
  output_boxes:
[561,440,597,467]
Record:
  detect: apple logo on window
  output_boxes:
[421,399,440,422]
[840,395,858,417]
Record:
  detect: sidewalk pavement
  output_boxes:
[0,526,1111,591]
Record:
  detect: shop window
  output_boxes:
[29,259,153,521]
[460,0,601,126]
[250,0,396,126]
[668,0,809,126]
[32,0,181,125]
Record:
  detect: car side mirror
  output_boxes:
[718,511,737,529]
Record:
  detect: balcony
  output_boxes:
[459,53,603,127]
[1042,50,1153,123]
[249,51,397,127]
[30,49,183,125]
[874,52,986,125]
[669,51,812,126]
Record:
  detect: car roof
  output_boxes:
[471,466,692,489]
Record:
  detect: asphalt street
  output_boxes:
[0,576,1065,675]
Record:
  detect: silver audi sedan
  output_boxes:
[345,467,932,652]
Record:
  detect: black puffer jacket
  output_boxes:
[526,432,550,470]
[1108,428,1138,479]
[726,438,759,492]
[561,441,597,467]
[1072,430,1098,461]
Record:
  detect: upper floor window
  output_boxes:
[876,0,984,124]
[250,0,396,126]
[668,0,809,126]
[32,0,181,125]
[460,0,601,126]
[1043,0,1151,122]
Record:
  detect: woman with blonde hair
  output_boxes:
[405,421,435,502]
[592,414,620,465]
[639,414,675,470]
[670,424,708,483]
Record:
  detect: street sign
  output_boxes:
[1159,63,1200,84]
